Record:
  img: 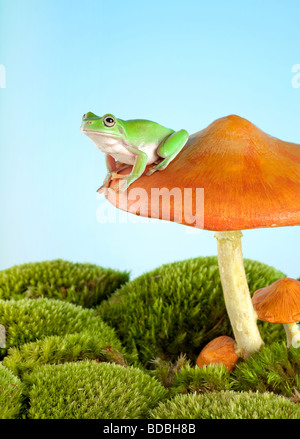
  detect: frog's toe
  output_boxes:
[111,172,124,179]
[154,160,170,172]
[145,168,157,176]
[97,185,108,195]
[117,179,129,193]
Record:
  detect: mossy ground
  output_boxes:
[0,259,129,308]
[0,257,299,419]
[23,360,168,419]
[149,390,300,419]
[97,256,286,365]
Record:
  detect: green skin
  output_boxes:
[81,112,189,192]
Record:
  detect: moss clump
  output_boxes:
[98,257,285,365]
[150,355,232,395]
[3,332,129,378]
[232,342,300,397]
[149,390,300,419]
[23,360,168,419]
[170,363,233,395]
[149,354,189,390]
[0,298,123,359]
[0,259,129,308]
[0,363,24,419]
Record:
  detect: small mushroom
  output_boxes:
[196,336,239,371]
[105,115,300,358]
[252,278,300,348]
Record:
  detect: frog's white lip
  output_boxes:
[81,129,122,138]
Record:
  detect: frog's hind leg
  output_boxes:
[146,129,188,176]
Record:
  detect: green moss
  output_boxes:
[149,390,300,419]
[2,332,130,378]
[149,354,189,389]
[0,363,24,419]
[232,342,300,397]
[98,257,286,365]
[0,259,129,308]
[0,298,123,360]
[0,257,294,419]
[149,355,232,395]
[171,363,233,395]
[23,360,168,419]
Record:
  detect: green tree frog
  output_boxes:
[81,112,189,192]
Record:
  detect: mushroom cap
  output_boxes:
[196,335,239,371]
[106,115,300,231]
[252,277,300,323]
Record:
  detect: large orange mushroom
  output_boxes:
[252,278,300,348]
[103,115,300,358]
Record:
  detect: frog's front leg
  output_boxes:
[97,154,121,194]
[146,129,189,176]
[117,146,148,192]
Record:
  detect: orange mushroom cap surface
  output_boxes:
[106,115,300,231]
[196,336,239,371]
[252,278,300,323]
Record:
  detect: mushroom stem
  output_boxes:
[283,323,300,348]
[215,231,264,358]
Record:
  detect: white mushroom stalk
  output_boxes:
[215,231,264,358]
[283,323,300,348]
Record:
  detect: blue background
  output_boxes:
[0,0,299,279]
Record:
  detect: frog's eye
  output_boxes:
[103,116,116,127]
[82,114,87,120]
